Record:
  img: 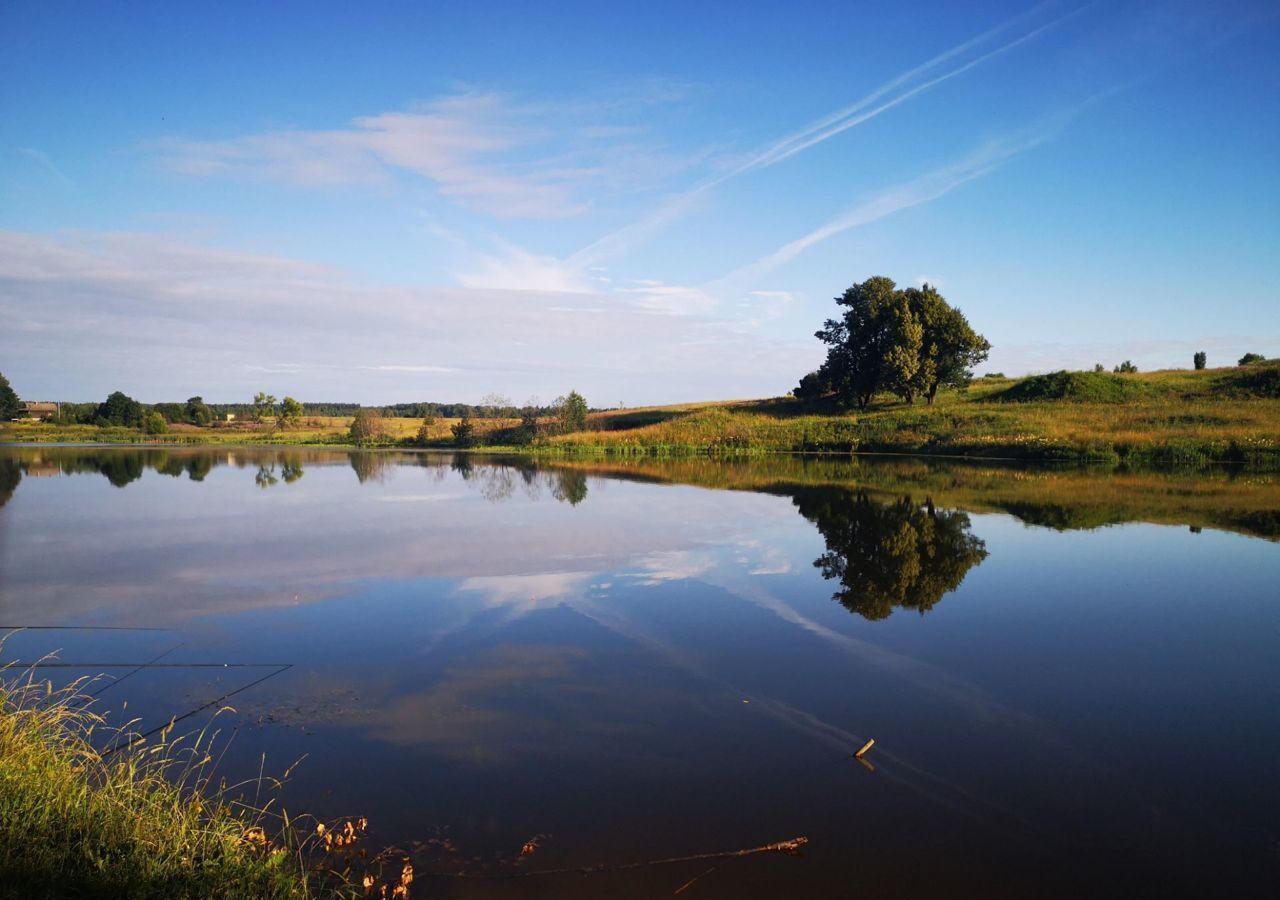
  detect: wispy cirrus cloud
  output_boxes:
[157,89,701,220]
[720,1,1088,180]
[17,147,75,190]
[568,2,1081,269]
[710,127,1058,292]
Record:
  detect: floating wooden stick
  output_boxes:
[854,738,875,758]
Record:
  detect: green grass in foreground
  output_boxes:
[0,672,385,900]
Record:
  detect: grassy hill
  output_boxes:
[544,363,1280,466]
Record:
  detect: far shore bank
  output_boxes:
[5,365,1279,470]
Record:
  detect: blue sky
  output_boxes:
[2,0,1278,404]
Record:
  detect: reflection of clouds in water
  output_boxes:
[455,571,594,614]
[1,455,776,626]
[375,494,466,503]
[621,549,716,585]
[353,644,629,764]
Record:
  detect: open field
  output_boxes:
[4,364,1279,468]
[0,415,517,447]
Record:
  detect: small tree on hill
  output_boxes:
[554,390,588,433]
[479,393,512,418]
[1239,352,1267,366]
[348,407,389,445]
[414,418,434,446]
[278,396,304,427]
[184,396,212,425]
[1193,351,1206,370]
[252,392,277,422]
[1113,360,1138,374]
[0,372,20,421]
[452,416,476,447]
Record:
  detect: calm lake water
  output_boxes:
[1,446,1278,898]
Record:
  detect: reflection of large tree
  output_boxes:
[0,457,20,508]
[791,488,988,620]
[550,470,588,506]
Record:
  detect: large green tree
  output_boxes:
[804,277,988,408]
[902,284,990,405]
[811,277,908,409]
[0,372,20,420]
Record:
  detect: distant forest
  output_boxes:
[48,399,566,424]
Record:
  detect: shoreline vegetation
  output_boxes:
[0,672,380,900]
[4,363,1279,469]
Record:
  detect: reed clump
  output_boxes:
[0,670,367,900]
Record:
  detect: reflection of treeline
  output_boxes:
[790,487,988,620]
[7,449,1276,541]
[444,454,588,505]
[0,448,326,495]
[530,455,1280,542]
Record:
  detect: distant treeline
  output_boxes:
[48,399,567,425]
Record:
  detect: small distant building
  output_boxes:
[18,401,58,420]
[224,413,236,422]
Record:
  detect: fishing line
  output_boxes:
[100,663,292,757]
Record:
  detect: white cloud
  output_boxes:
[616,281,719,316]
[0,229,817,403]
[157,90,702,220]
[453,241,592,293]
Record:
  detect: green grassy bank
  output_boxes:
[538,364,1280,466]
[5,363,1279,468]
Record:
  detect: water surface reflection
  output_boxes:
[2,447,1278,898]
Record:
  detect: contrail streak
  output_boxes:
[569,1,1083,269]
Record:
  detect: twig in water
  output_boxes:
[450,835,808,880]
[673,864,719,895]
